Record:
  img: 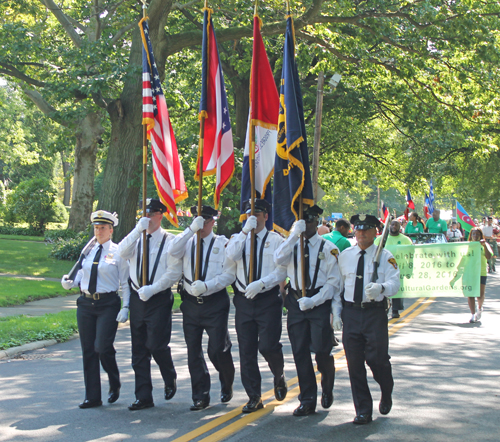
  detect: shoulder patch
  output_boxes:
[388,257,398,269]
[331,249,339,256]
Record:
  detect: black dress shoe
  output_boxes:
[108,388,120,404]
[379,397,392,415]
[190,398,210,411]
[220,386,233,403]
[321,391,334,409]
[353,414,372,424]
[274,374,287,401]
[79,399,102,409]
[164,380,177,400]
[392,311,400,319]
[242,396,263,413]
[293,403,315,416]
[128,399,154,410]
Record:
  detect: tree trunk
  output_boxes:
[60,151,71,206]
[67,112,104,232]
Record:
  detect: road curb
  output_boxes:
[0,308,181,361]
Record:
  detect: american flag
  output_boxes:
[139,18,187,227]
[196,8,234,209]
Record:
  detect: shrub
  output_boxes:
[53,199,69,224]
[49,231,91,261]
[0,181,5,216]
[44,228,79,243]
[0,225,44,236]
[5,178,60,233]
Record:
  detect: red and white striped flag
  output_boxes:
[139,17,187,227]
[196,8,235,209]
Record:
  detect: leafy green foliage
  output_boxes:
[49,231,91,261]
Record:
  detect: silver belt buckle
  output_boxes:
[93,293,101,300]
[196,296,204,304]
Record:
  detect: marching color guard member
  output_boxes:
[117,199,182,410]
[225,198,288,413]
[337,214,400,424]
[274,205,341,416]
[167,205,235,411]
[61,210,130,408]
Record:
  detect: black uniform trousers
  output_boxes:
[180,289,234,402]
[392,297,404,312]
[129,287,176,402]
[342,305,394,416]
[233,286,284,398]
[76,293,121,401]
[284,292,334,408]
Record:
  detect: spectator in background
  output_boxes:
[317,219,330,236]
[425,209,447,234]
[447,221,463,242]
[481,216,498,273]
[323,218,352,252]
[404,212,426,235]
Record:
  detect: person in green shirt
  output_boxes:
[425,209,447,234]
[404,212,426,235]
[375,219,412,318]
[323,218,352,252]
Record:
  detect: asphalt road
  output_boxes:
[1,277,499,442]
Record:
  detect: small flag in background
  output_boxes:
[404,189,415,220]
[240,14,279,231]
[139,17,187,227]
[424,194,432,219]
[196,7,235,209]
[381,202,389,223]
[456,201,476,235]
[428,179,435,215]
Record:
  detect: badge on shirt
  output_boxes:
[330,249,339,257]
[265,241,270,248]
[213,247,219,254]
[388,258,398,269]
[107,253,114,259]
[318,252,325,260]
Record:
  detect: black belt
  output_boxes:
[81,291,117,300]
[288,287,321,301]
[180,288,226,305]
[344,299,387,309]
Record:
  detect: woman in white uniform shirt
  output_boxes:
[61,210,130,409]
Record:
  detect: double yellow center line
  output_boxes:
[173,296,435,442]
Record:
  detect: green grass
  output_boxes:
[0,310,78,350]
[0,238,73,277]
[0,278,78,307]
[0,234,45,241]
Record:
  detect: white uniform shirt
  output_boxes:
[481,225,494,238]
[225,229,286,292]
[74,240,130,302]
[167,228,236,297]
[117,226,182,295]
[446,228,462,240]
[338,243,400,303]
[274,232,342,313]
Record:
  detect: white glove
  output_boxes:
[116,307,129,323]
[191,280,207,296]
[136,217,150,233]
[61,275,73,290]
[332,315,342,331]
[364,282,383,300]
[290,220,306,237]
[244,280,265,299]
[242,216,258,234]
[297,297,315,311]
[190,216,205,233]
[138,285,155,301]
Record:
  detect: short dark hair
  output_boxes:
[336,218,350,229]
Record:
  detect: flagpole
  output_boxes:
[141,0,148,287]
[248,0,259,284]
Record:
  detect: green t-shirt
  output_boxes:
[426,218,447,234]
[405,222,425,234]
[374,233,413,246]
[323,230,351,252]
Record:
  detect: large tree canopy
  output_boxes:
[1,0,500,237]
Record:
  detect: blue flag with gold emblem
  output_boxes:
[272,15,313,235]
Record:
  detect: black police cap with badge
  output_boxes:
[243,198,271,214]
[303,204,323,222]
[191,205,218,219]
[141,198,167,214]
[350,214,381,230]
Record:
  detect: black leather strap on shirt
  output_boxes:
[136,233,167,287]
[293,238,326,291]
[242,230,269,285]
[190,236,216,282]
[149,233,167,284]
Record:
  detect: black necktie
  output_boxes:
[252,234,259,281]
[199,238,205,281]
[353,250,366,304]
[140,234,152,286]
[88,245,103,295]
[304,239,311,289]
